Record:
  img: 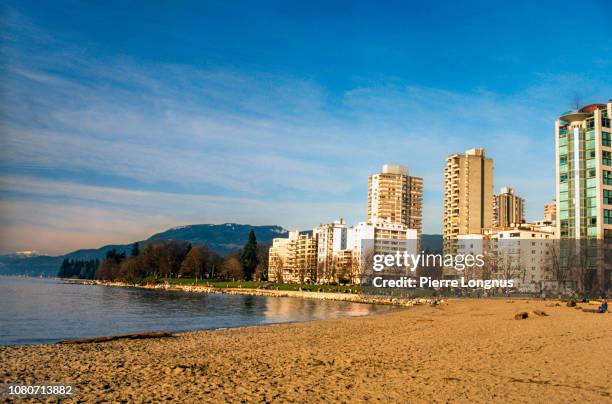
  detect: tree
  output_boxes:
[497,253,525,296]
[131,242,140,257]
[256,244,270,281]
[165,241,191,278]
[221,254,244,280]
[542,239,569,295]
[119,256,142,284]
[180,245,209,281]
[240,230,259,281]
[58,258,70,278]
[569,240,598,297]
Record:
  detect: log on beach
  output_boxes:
[580,308,603,314]
[58,331,173,344]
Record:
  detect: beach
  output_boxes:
[1,299,610,402]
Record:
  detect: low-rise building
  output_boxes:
[458,222,556,293]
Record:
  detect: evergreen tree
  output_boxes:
[131,242,140,257]
[240,230,259,281]
[58,258,70,277]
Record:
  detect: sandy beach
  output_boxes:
[1,299,610,403]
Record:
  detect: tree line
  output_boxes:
[60,230,269,284]
[58,258,100,279]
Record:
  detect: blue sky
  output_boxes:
[1,0,611,254]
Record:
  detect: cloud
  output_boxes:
[1,8,611,254]
[0,175,362,254]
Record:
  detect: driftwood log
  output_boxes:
[533,310,549,316]
[58,331,173,344]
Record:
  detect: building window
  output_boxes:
[560,174,568,183]
[604,209,612,224]
[605,189,612,205]
[605,171,612,186]
[604,151,612,167]
[604,131,612,147]
[603,118,611,129]
[605,209,612,225]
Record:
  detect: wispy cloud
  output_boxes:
[0,175,363,254]
[0,7,610,254]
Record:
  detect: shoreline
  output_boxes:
[63,279,443,307]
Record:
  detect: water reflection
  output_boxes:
[0,277,391,345]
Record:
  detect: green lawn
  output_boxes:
[140,277,360,293]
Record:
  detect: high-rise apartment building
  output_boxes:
[544,199,557,224]
[367,164,423,238]
[443,148,494,254]
[555,102,612,239]
[494,187,525,227]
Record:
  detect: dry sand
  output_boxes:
[1,299,611,403]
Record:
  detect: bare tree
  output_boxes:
[569,240,598,297]
[497,254,525,295]
[221,254,244,281]
[542,239,568,295]
[180,245,210,282]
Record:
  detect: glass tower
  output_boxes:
[555,101,612,239]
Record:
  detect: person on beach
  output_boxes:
[599,300,608,313]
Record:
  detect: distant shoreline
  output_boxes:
[63,279,440,308]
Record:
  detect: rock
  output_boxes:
[566,300,576,307]
[533,310,548,316]
[514,312,528,320]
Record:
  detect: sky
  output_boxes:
[1,0,611,255]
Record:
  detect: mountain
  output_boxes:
[421,234,443,253]
[147,223,288,254]
[0,223,288,277]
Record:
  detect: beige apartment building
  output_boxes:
[268,231,317,283]
[494,186,525,227]
[368,164,423,239]
[313,219,348,283]
[544,199,557,224]
[443,148,494,255]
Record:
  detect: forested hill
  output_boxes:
[0,224,288,277]
[146,224,288,254]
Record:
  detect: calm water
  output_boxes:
[0,277,389,345]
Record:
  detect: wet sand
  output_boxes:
[1,299,610,402]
